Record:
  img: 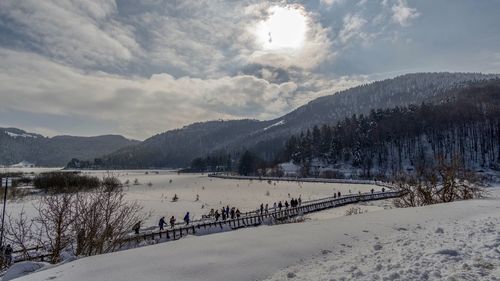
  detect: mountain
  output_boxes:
[0,128,139,167]
[280,79,500,178]
[99,72,499,168]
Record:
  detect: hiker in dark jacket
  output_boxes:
[285,200,289,208]
[214,210,220,221]
[4,244,13,266]
[159,216,167,230]
[222,208,227,220]
[278,201,283,210]
[184,212,190,225]
[133,221,141,234]
[230,207,235,219]
[236,209,241,218]
[170,216,176,228]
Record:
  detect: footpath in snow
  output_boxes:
[11,188,500,281]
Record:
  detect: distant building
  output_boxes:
[10,161,35,168]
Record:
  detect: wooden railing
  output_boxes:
[11,190,404,264]
[116,190,403,246]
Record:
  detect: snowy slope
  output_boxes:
[13,187,500,281]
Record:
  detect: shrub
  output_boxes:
[33,172,101,193]
[345,206,366,216]
[393,158,485,207]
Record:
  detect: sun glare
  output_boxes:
[255,5,308,51]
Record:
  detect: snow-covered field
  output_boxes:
[9,183,500,281]
[5,170,383,227]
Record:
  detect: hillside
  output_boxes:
[97,72,499,168]
[0,128,139,167]
[280,79,500,178]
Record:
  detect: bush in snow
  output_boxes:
[345,206,367,216]
[393,157,485,207]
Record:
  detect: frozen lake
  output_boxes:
[4,169,385,226]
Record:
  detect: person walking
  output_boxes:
[133,221,141,235]
[184,212,190,225]
[214,210,220,221]
[4,245,13,266]
[169,216,176,228]
[278,201,283,210]
[230,207,235,220]
[222,208,227,220]
[265,203,269,214]
[159,216,167,231]
[285,200,289,209]
[236,209,241,218]
[260,203,264,215]
[298,196,302,206]
[273,202,277,210]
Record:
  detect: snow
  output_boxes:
[3,170,383,236]
[5,132,37,139]
[75,170,382,225]
[263,120,285,131]
[279,161,300,176]
[12,186,500,281]
[2,261,49,281]
[9,161,35,168]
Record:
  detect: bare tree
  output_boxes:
[34,193,76,263]
[73,182,147,256]
[5,208,35,261]
[394,157,485,207]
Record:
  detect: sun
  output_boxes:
[255,5,308,51]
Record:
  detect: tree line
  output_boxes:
[279,81,500,178]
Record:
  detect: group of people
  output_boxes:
[271,196,302,211]
[208,206,241,221]
[0,244,13,267]
[157,212,192,231]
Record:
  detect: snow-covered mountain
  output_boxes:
[0,128,139,167]
[99,72,500,168]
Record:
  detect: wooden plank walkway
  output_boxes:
[11,190,403,264]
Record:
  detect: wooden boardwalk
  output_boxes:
[12,190,403,264]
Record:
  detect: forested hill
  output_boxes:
[280,79,500,178]
[89,72,499,168]
[0,128,139,167]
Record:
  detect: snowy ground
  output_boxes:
[11,186,500,281]
[5,170,383,226]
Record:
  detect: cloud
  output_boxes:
[0,0,141,70]
[339,13,367,44]
[0,48,366,139]
[391,0,420,26]
[320,0,344,8]
[1,0,498,140]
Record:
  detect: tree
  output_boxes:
[34,193,76,263]
[238,151,256,176]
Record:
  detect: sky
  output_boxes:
[0,0,499,140]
